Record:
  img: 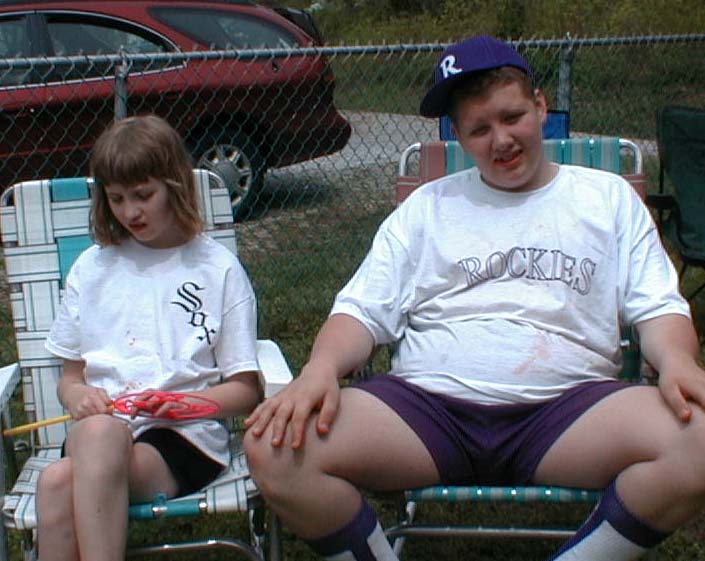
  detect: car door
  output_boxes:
[0,10,177,191]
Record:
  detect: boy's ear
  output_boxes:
[533,89,548,123]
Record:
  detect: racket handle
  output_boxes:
[3,414,73,437]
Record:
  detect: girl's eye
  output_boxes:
[135,191,153,201]
[107,195,122,204]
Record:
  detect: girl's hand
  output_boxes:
[125,389,181,419]
[63,384,112,419]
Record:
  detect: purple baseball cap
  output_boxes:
[419,35,534,118]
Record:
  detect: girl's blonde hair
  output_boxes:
[89,114,203,246]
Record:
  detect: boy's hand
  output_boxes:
[657,357,705,423]
[63,383,112,419]
[636,314,705,423]
[245,361,340,449]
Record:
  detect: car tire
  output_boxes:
[194,131,265,221]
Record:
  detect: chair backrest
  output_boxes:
[0,170,234,446]
[656,105,705,260]
[396,137,645,204]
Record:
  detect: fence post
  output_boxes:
[557,33,574,113]
[114,49,129,121]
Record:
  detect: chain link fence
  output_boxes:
[1,34,704,372]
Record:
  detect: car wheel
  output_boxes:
[195,132,265,221]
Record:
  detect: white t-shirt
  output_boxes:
[46,234,259,465]
[332,165,690,405]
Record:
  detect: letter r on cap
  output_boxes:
[439,55,462,78]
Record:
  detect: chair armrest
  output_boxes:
[256,340,293,398]
[0,362,20,414]
[645,193,676,211]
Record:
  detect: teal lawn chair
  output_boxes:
[0,170,292,561]
[386,136,648,556]
[648,105,705,300]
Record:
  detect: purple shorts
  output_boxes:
[354,375,630,486]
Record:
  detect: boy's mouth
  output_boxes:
[494,149,522,167]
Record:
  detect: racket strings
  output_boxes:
[112,390,220,419]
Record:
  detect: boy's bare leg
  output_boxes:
[535,384,705,527]
[534,384,705,559]
[245,387,440,540]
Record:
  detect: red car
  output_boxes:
[0,0,351,218]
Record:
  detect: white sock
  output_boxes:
[549,480,668,561]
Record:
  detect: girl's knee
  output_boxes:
[38,459,73,498]
[37,460,74,528]
[66,414,131,454]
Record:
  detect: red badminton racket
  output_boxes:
[3,390,220,436]
[113,390,220,419]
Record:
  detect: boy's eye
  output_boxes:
[504,112,523,124]
[469,125,489,137]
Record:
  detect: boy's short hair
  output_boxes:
[420,35,535,118]
[447,66,534,124]
[89,114,203,246]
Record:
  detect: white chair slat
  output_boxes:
[0,205,18,243]
[3,245,60,284]
[209,228,238,256]
[22,281,60,332]
[13,180,53,246]
[51,199,92,236]
[10,292,25,330]
[16,332,57,365]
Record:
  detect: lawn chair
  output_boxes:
[385,136,649,556]
[647,105,705,300]
[0,170,292,561]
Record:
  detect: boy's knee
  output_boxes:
[244,430,294,501]
[243,429,271,479]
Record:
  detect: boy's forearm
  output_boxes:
[635,313,700,371]
[307,313,376,380]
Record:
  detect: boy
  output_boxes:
[245,35,705,561]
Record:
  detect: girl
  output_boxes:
[37,114,262,561]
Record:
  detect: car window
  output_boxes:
[151,7,300,49]
[0,15,52,86]
[0,16,30,57]
[44,14,177,79]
